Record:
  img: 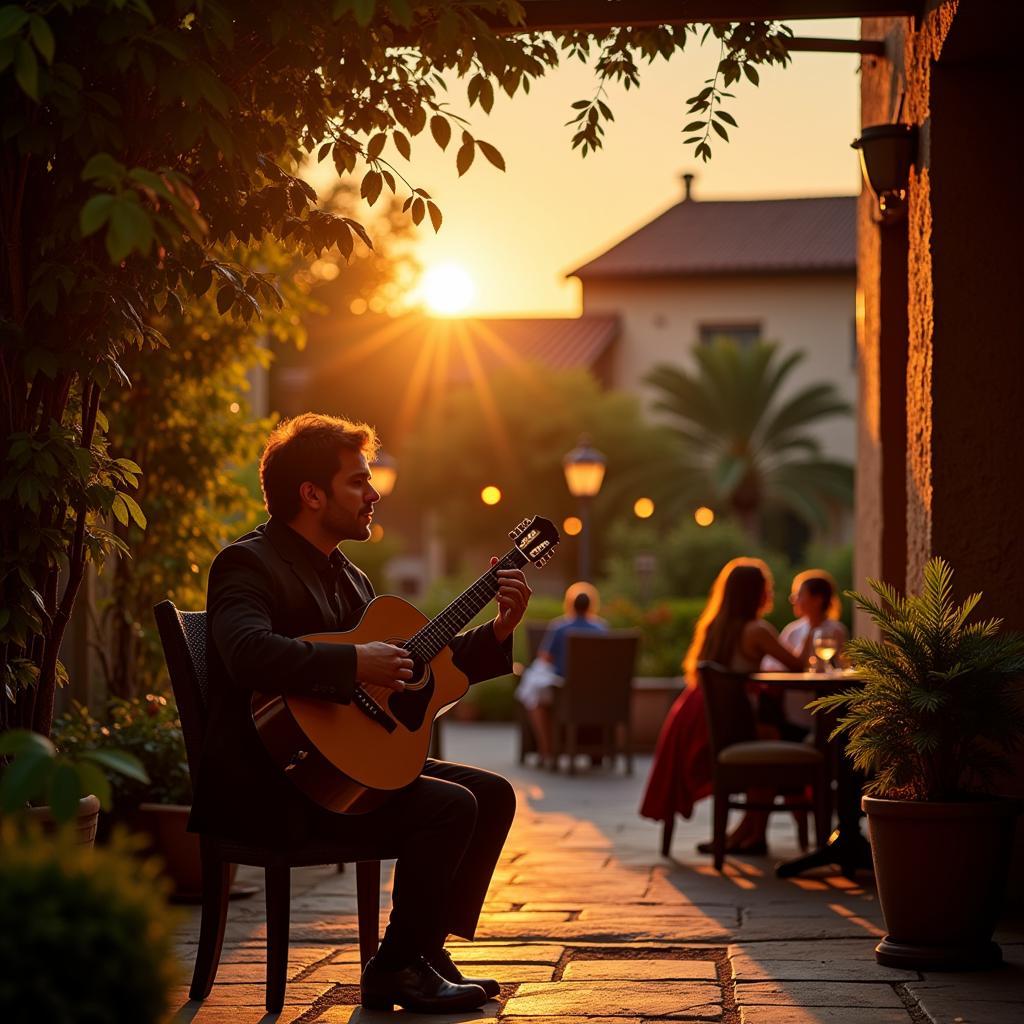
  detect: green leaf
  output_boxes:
[47,761,82,824]
[28,14,53,63]
[0,748,53,812]
[14,38,37,100]
[81,153,125,185]
[106,198,154,262]
[119,492,147,528]
[0,7,29,40]
[715,109,737,127]
[0,729,55,758]
[111,493,129,525]
[115,457,143,474]
[82,748,149,784]
[79,194,115,238]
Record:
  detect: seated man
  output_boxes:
[514,582,607,760]
[189,413,531,1013]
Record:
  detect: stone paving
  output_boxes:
[169,723,1024,1024]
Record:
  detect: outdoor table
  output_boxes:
[751,670,872,880]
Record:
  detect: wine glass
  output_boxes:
[812,625,840,674]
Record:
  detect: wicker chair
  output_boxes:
[153,600,381,1013]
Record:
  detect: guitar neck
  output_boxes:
[409,548,527,661]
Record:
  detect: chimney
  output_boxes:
[681,173,695,201]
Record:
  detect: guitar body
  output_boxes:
[251,595,468,815]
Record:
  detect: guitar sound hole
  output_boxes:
[388,637,429,690]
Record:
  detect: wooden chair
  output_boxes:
[551,630,640,775]
[516,622,552,764]
[698,661,831,871]
[153,600,381,1013]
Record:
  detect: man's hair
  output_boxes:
[259,413,379,521]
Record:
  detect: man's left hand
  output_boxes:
[490,557,531,644]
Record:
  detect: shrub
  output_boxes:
[53,695,191,809]
[0,823,180,1023]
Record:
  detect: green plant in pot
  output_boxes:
[54,693,245,901]
[811,557,1024,970]
[0,729,148,846]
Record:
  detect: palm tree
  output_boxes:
[642,341,853,537]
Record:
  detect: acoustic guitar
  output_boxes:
[251,515,559,814]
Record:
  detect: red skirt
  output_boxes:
[639,684,712,822]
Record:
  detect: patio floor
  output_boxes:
[169,723,1024,1024]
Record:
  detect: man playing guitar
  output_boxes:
[189,413,532,1013]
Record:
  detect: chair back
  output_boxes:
[525,622,548,663]
[697,661,757,755]
[559,630,640,724]
[153,599,210,787]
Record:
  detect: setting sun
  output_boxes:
[421,263,476,316]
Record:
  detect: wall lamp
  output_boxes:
[852,123,918,223]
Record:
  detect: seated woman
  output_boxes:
[760,569,849,737]
[514,582,607,761]
[639,558,812,854]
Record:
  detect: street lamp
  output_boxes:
[562,435,606,581]
[371,451,398,497]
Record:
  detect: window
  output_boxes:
[698,323,762,348]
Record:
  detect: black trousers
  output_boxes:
[304,759,516,960]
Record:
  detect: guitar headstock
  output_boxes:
[510,516,560,568]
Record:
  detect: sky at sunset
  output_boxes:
[314,18,864,317]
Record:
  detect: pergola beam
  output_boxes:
[511,1,918,32]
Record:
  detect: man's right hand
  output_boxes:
[355,642,414,691]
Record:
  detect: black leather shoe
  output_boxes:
[428,947,501,999]
[360,955,489,1013]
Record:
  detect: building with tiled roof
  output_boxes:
[566,179,858,462]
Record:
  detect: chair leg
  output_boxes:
[337,862,346,873]
[660,815,675,858]
[357,860,382,970]
[712,787,729,872]
[189,841,231,1001]
[624,721,633,776]
[567,724,577,776]
[265,865,290,1013]
[814,770,832,850]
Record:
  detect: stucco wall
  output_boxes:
[579,273,857,461]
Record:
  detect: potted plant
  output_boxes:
[0,820,180,1022]
[54,693,239,900]
[0,729,147,846]
[812,557,1024,970]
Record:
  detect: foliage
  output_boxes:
[0,822,179,1023]
[600,517,793,607]
[0,1,793,735]
[810,558,1024,801]
[0,729,147,824]
[53,695,190,808]
[97,188,413,700]
[643,341,853,538]
[399,367,677,569]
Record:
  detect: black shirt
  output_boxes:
[284,525,358,629]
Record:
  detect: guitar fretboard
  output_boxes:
[408,548,526,661]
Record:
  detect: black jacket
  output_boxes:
[188,518,512,845]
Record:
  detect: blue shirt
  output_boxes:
[539,614,608,676]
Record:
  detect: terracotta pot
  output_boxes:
[129,803,237,902]
[863,795,1021,970]
[26,794,101,847]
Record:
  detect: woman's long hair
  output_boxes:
[683,558,772,685]
[790,568,842,620]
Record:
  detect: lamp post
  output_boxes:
[562,435,606,582]
[371,451,397,497]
